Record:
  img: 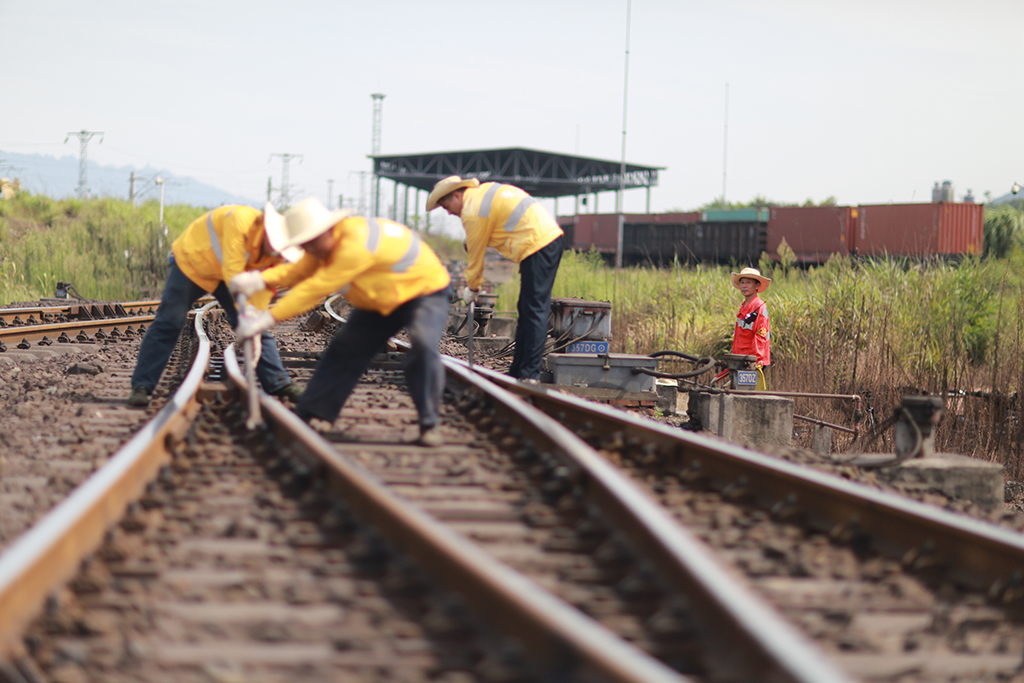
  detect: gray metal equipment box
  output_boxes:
[544,353,658,393]
[550,298,612,341]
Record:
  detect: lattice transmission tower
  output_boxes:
[64,130,104,198]
[269,153,303,209]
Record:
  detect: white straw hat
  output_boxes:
[730,267,771,291]
[426,176,480,211]
[264,198,350,263]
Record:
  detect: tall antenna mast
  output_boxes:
[370,93,386,217]
[269,153,303,208]
[64,129,104,198]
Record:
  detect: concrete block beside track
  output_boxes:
[881,453,1004,509]
[688,392,794,448]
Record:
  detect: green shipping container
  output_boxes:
[701,208,768,223]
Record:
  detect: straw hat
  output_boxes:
[730,267,771,291]
[426,176,480,211]
[263,198,350,263]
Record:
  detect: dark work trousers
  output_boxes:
[131,260,292,393]
[297,286,451,428]
[508,236,564,380]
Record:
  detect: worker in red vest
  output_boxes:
[730,267,772,390]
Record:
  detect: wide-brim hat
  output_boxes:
[426,176,480,211]
[730,266,771,291]
[264,198,350,263]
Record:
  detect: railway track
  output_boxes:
[0,300,162,351]
[468,367,1024,681]
[0,298,1023,681]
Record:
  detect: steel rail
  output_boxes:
[222,343,692,683]
[0,315,156,347]
[309,301,854,683]
[439,356,852,683]
[0,302,215,664]
[470,364,1024,595]
[0,299,162,325]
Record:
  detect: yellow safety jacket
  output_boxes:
[460,183,563,290]
[261,216,451,321]
[171,205,280,309]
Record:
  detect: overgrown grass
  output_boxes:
[0,193,198,301]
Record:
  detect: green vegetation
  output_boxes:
[0,193,197,301]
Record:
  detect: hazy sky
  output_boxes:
[2,0,1022,231]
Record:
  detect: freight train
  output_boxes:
[556,202,984,266]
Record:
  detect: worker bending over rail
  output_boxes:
[128,205,300,407]
[231,198,452,447]
[730,266,772,390]
[427,176,563,382]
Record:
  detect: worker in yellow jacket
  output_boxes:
[128,204,299,406]
[231,198,452,447]
[427,176,563,381]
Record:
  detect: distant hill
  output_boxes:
[0,150,259,208]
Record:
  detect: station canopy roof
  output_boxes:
[371,147,663,198]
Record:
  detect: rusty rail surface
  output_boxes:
[469,364,1024,595]
[0,298,216,349]
[0,299,162,325]
[0,302,214,666]
[0,316,155,348]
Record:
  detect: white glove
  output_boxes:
[236,309,275,342]
[229,271,266,297]
[461,286,479,305]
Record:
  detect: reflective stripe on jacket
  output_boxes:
[460,183,563,290]
[261,216,451,320]
[171,205,281,309]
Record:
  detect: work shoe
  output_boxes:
[273,383,303,403]
[417,427,444,448]
[127,385,151,407]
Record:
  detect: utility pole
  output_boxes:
[370,93,385,217]
[64,129,104,199]
[269,153,303,208]
[327,179,335,210]
[155,177,166,226]
[722,83,729,207]
[615,0,631,269]
[129,171,137,207]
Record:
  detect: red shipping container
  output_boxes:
[853,203,983,257]
[767,206,856,264]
